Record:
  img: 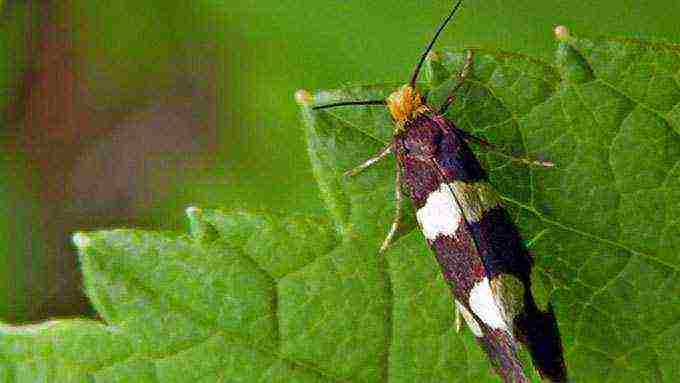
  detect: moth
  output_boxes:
[303,1,567,382]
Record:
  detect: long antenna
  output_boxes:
[313,100,386,110]
[409,0,464,88]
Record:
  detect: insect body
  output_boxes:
[306,1,567,382]
[388,83,566,383]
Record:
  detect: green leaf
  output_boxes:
[1,208,338,382]
[1,30,679,382]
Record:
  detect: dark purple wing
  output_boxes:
[394,113,567,382]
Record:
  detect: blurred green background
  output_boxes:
[0,0,678,322]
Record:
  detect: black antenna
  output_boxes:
[409,0,464,88]
[313,100,386,110]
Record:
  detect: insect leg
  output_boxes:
[343,142,393,177]
[439,50,474,114]
[457,128,555,168]
[524,228,550,249]
[455,300,462,332]
[379,165,403,253]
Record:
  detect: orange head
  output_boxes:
[386,85,431,131]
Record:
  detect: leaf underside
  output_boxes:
[1,33,679,382]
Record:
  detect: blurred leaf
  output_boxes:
[0,153,45,323]
[71,0,225,112]
[0,2,36,115]
[1,32,679,382]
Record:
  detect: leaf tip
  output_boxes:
[186,205,219,242]
[295,89,313,106]
[72,232,92,250]
[185,205,202,220]
[553,25,570,42]
[424,49,451,87]
[426,50,441,63]
[554,25,594,84]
